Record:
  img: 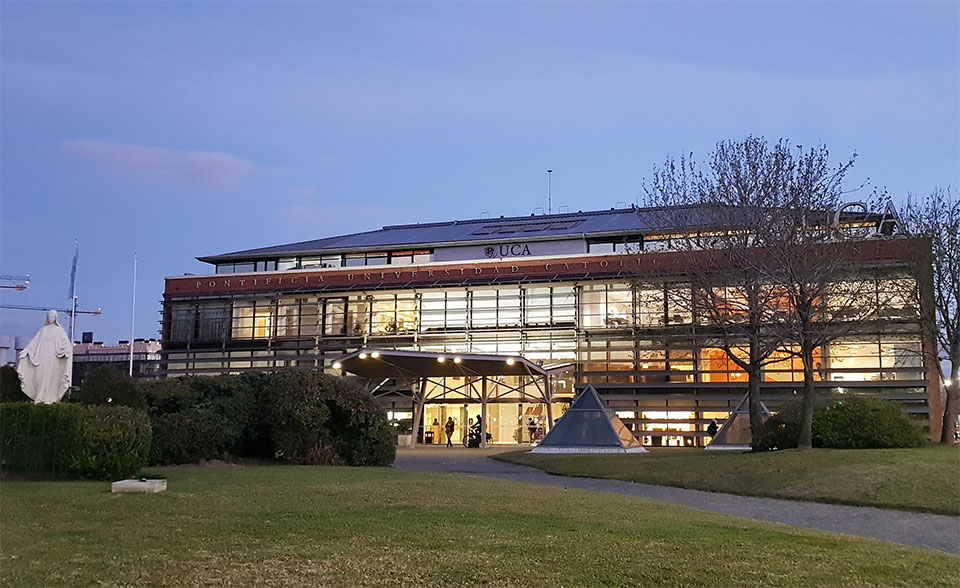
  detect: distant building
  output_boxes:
[0,335,29,366]
[72,338,162,386]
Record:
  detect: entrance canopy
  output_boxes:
[333,348,548,380]
[333,348,553,449]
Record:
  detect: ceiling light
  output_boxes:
[332,362,342,369]
[371,351,380,358]
[358,352,368,359]
[437,356,446,363]
[453,357,462,364]
[506,357,515,365]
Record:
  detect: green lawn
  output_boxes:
[494,445,960,515]
[2,466,958,587]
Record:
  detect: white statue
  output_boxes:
[18,310,73,403]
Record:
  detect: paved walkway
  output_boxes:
[394,445,960,556]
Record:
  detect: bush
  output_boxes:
[141,375,260,463]
[77,366,147,411]
[135,370,395,467]
[757,402,806,450]
[259,370,395,466]
[816,397,926,449]
[259,370,335,464]
[0,403,151,479]
[149,408,237,465]
[0,365,30,403]
[758,397,926,450]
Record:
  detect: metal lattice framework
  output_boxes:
[333,348,554,448]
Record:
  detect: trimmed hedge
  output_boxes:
[0,403,151,479]
[759,397,926,450]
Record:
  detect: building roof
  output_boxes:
[198,203,894,264]
[197,205,706,263]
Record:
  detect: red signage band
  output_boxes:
[165,240,920,298]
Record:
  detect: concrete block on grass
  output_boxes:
[111,479,167,494]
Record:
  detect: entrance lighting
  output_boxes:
[506,357,516,365]
[332,362,342,369]
[453,356,462,364]
[437,356,446,363]
[371,351,380,358]
[358,352,368,359]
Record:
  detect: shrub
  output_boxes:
[141,375,259,462]
[0,403,151,479]
[815,397,926,449]
[0,365,30,403]
[135,370,395,467]
[757,402,806,451]
[259,370,395,466]
[77,366,147,411]
[149,408,237,465]
[260,370,334,463]
[758,397,926,450]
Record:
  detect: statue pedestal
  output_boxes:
[111,479,167,494]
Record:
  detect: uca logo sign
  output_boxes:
[485,243,532,258]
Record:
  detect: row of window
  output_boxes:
[216,250,434,274]
[578,336,924,384]
[166,277,919,344]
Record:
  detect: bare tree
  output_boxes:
[900,188,959,444]
[747,144,891,450]
[642,138,799,448]
[644,137,885,450]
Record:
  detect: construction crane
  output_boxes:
[0,304,102,316]
[0,274,30,290]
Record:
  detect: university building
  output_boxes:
[161,205,940,446]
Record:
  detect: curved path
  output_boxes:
[394,446,960,556]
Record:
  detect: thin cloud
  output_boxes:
[62,140,257,190]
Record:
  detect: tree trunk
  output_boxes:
[747,362,764,450]
[940,347,959,444]
[798,338,816,450]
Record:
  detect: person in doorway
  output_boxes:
[707,419,719,437]
[527,418,537,444]
[444,417,455,447]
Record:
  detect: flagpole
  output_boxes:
[69,240,78,341]
[128,252,137,377]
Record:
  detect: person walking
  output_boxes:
[444,416,455,448]
[707,419,719,437]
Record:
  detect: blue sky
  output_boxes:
[1,1,957,344]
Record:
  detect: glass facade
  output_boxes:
[165,268,930,446]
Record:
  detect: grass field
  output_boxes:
[2,466,958,587]
[494,445,960,515]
